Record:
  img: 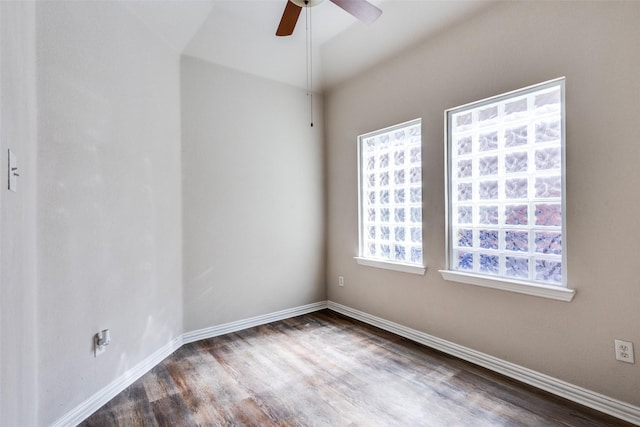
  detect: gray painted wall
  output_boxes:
[325,1,640,407]
[36,2,183,424]
[2,3,327,423]
[0,2,39,425]
[181,56,326,332]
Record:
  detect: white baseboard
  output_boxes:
[51,336,183,427]
[52,300,640,426]
[182,301,329,344]
[327,301,640,426]
[52,301,328,427]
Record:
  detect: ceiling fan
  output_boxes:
[276,0,382,36]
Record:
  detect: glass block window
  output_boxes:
[358,119,423,267]
[445,79,566,287]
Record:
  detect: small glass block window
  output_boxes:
[359,119,423,267]
[446,79,566,287]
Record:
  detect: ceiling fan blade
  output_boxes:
[276,1,303,36]
[329,0,382,24]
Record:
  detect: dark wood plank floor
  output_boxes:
[80,310,632,426]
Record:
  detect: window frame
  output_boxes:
[439,78,575,301]
[356,118,426,275]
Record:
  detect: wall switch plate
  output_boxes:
[614,339,634,364]
[8,149,18,192]
[338,276,344,287]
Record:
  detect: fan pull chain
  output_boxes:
[306,3,313,127]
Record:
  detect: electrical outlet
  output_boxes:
[94,336,106,357]
[94,329,111,357]
[338,276,344,287]
[614,339,635,364]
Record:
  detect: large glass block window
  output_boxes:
[446,79,566,287]
[358,119,423,269]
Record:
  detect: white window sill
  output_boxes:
[355,257,426,275]
[438,270,575,302]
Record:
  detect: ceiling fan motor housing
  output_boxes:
[277,0,381,37]
[291,0,325,8]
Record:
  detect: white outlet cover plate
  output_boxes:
[614,339,635,364]
[94,338,106,357]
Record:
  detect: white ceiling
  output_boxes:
[121,0,495,91]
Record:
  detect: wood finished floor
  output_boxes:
[80,310,632,426]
